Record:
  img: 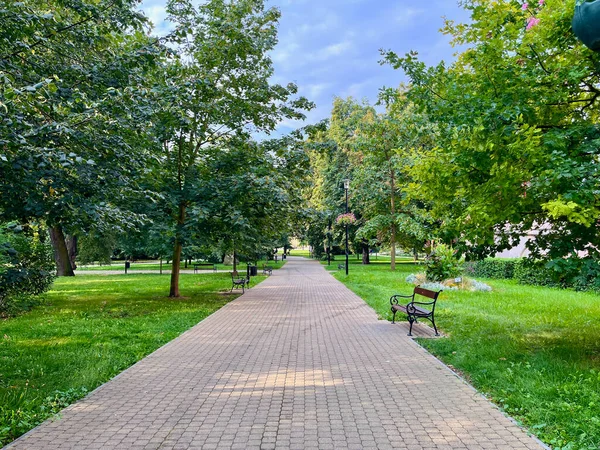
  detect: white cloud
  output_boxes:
[313,41,352,61]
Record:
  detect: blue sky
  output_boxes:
[140,0,471,135]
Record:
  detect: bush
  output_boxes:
[466,258,563,289]
[425,243,463,282]
[465,259,516,279]
[0,224,55,316]
[513,259,561,288]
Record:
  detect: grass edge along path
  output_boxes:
[76,259,287,272]
[329,261,600,450]
[0,272,264,446]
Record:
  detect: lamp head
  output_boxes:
[344,179,350,190]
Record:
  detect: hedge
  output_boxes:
[466,258,581,290]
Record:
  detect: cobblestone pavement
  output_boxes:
[5,257,545,450]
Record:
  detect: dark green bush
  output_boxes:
[513,259,560,288]
[463,257,600,292]
[0,224,55,316]
[466,259,517,279]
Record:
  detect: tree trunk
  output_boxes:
[66,235,78,270]
[233,249,237,272]
[169,203,187,297]
[390,167,397,271]
[362,240,370,265]
[49,225,75,276]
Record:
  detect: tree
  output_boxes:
[0,1,162,276]
[186,134,310,271]
[382,0,600,282]
[153,0,312,297]
[305,97,433,270]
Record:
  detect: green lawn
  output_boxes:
[77,259,286,272]
[331,262,600,450]
[0,273,263,446]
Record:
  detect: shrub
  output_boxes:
[465,257,600,291]
[0,224,55,316]
[471,280,493,292]
[466,259,517,279]
[513,259,559,288]
[405,273,418,284]
[421,281,457,291]
[425,243,463,282]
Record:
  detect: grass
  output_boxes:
[77,259,286,272]
[330,262,600,450]
[0,272,264,446]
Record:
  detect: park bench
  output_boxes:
[390,286,442,336]
[337,263,345,270]
[263,264,273,275]
[194,263,217,273]
[230,271,249,293]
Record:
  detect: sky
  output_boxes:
[140,0,471,135]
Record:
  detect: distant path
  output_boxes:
[5,257,545,449]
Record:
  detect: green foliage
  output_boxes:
[381,0,600,273]
[77,232,117,266]
[333,262,600,450]
[303,96,434,270]
[514,259,561,288]
[146,0,313,294]
[425,243,463,281]
[0,387,88,446]
[466,257,600,292]
[0,224,55,316]
[465,259,517,280]
[0,0,159,229]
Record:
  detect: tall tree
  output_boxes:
[154,0,312,297]
[382,0,600,281]
[0,1,162,275]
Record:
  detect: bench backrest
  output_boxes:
[414,286,441,312]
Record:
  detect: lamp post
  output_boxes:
[327,217,332,266]
[344,179,350,275]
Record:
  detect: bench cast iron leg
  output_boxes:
[391,308,396,324]
[408,316,415,336]
[431,318,439,336]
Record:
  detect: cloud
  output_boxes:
[139,0,472,137]
[312,41,353,61]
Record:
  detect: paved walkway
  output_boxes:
[6,257,544,450]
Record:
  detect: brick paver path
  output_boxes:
[6,257,545,450]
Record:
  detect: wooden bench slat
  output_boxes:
[414,286,439,299]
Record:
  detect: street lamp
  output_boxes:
[344,179,350,275]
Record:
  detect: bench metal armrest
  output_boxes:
[407,300,435,316]
[409,300,436,307]
[390,294,413,306]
